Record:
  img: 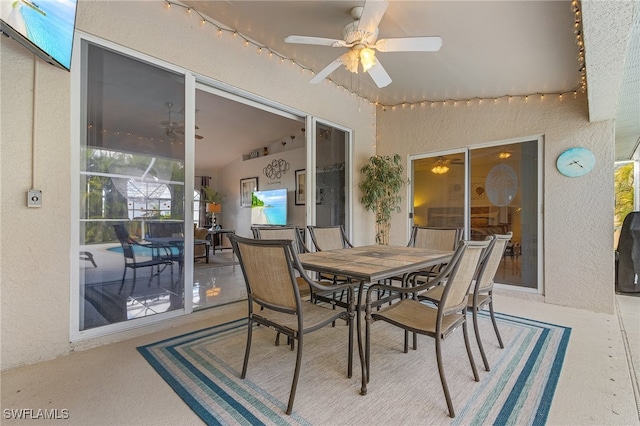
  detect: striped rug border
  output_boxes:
[138,313,571,426]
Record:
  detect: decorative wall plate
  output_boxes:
[556,147,595,177]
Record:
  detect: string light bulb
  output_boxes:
[162,0,583,112]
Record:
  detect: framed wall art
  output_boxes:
[295,169,306,205]
[240,177,258,207]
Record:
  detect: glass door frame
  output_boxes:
[70,31,195,341]
[407,148,469,242]
[306,117,354,240]
[407,135,544,295]
[70,31,355,340]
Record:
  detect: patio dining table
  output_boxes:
[298,244,453,396]
[145,236,209,268]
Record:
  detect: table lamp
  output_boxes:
[207,203,221,228]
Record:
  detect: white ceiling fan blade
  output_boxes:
[285,35,346,47]
[309,59,343,84]
[375,36,443,52]
[358,0,388,35]
[367,60,392,88]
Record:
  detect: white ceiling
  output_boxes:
[145,1,639,168]
[186,0,583,105]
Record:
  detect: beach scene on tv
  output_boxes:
[251,189,287,226]
[0,0,77,69]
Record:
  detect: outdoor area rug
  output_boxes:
[138,311,570,425]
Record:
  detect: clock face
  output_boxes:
[556,147,595,177]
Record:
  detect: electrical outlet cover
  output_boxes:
[27,190,42,207]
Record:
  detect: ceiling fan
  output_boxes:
[284,0,442,88]
[431,156,463,174]
[160,102,203,140]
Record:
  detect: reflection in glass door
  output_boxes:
[469,142,539,289]
[410,139,540,290]
[78,41,186,331]
[315,123,349,229]
[411,152,466,230]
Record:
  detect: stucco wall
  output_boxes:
[0,0,616,371]
[0,1,376,370]
[376,94,615,313]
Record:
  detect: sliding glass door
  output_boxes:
[410,138,541,291]
[73,36,354,337]
[410,151,466,230]
[314,122,349,230]
[78,40,186,331]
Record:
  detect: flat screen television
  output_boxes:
[251,189,287,226]
[0,0,78,70]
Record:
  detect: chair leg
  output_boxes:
[435,336,455,418]
[463,319,480,382]
[473,307,491,371]
[131,269,137,294]
[241,320,253,379]
[347,312,353,378]
[488,298,504,349]
[118,268,127,294]
[286,333,303,415]
[365,317,371,384]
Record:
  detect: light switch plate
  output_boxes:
[27,189,42,207]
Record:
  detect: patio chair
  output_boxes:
[229,234,355,415]
[307,224,353,251]
[386,226,462,301]
[406,226,463,281]
[419,233,512,371]
[113,224,173,294]
[364,239,490,418]
[251,226,311,297]
[307,225,354,284]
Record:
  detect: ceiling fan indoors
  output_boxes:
[284,0,442,88]
[160,102,203,140]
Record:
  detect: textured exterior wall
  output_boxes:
[1,40,72,367]
[0,1,376,370]
[376,94,615,313]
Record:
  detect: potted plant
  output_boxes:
[358,154,407,245]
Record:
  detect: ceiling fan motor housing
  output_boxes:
[342,20,378,46]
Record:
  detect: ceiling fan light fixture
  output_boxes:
[431,162,450,174]
[359,47,376,72]
[498,151,512,159]
[339,50,359,73]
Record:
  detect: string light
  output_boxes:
[163,0,586,111]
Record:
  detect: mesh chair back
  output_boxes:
[411,226,462,251]
[252,226,307,253]
[440,240,490,314]
[114,224,136,261]
[476,232,512,293]
[147,221,184,238]
[308,226,351,251]
[231,236,299,311]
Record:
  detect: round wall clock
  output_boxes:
[556,147,595,177]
